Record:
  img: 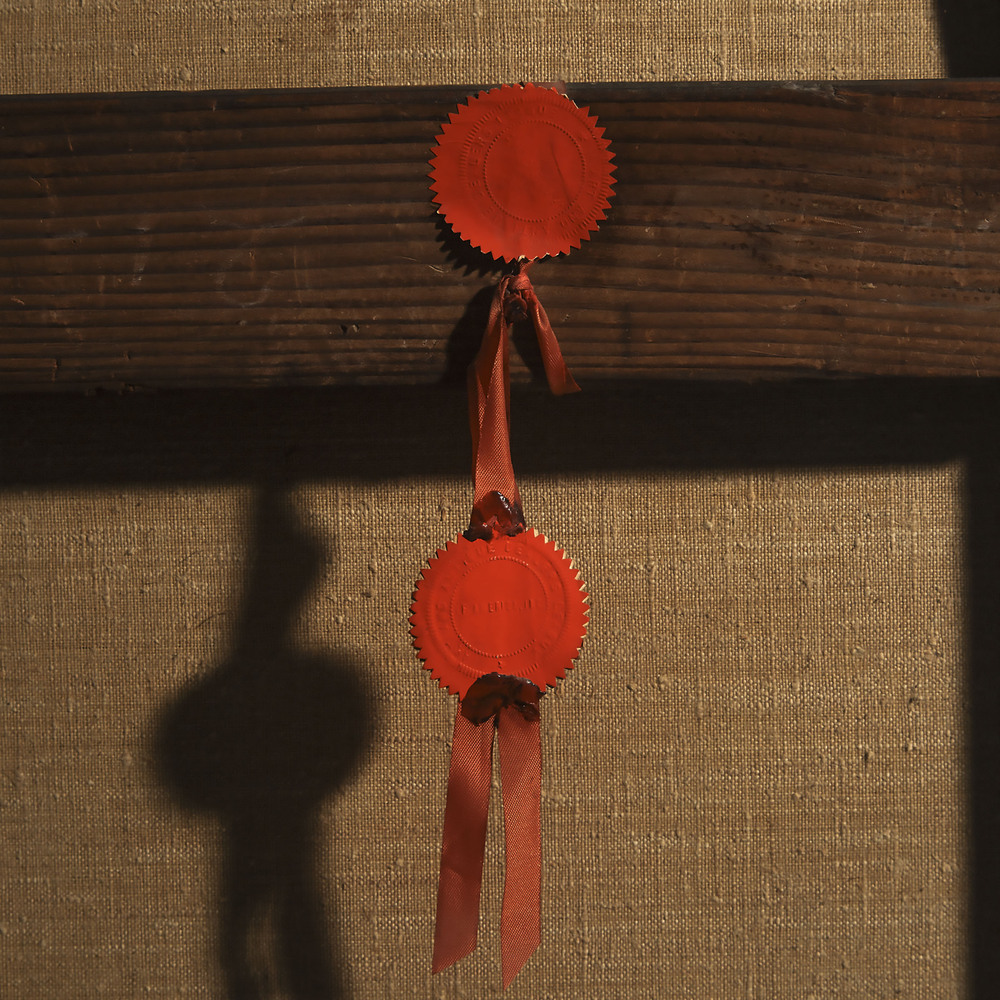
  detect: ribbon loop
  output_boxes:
[467,263,579,538]
[503,262,581,398]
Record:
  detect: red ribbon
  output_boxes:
[466,261,580,540]
[433,262,579,987]
[432,677,541,988]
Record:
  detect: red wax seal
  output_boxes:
[430,83,616,262]
[410,530,589,698]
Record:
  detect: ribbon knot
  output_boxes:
[465,490,524,541]
[461,673,541,725]
[502,269,533,323]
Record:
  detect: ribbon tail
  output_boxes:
[497,704,542,989]
[524,286,581,396]
[433,708,495,974]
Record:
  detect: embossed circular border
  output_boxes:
[482,121,586,224]
[410,530,589,698]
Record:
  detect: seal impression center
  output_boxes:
[452,556,550,657]
[484,121,587,222]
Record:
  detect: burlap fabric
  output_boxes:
[1,378,972,998]
[0,4,969,999]
[1,0,945,94]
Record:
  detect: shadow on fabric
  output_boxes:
[2,379,998,997]
[154,484,374,1000]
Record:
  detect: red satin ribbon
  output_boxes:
[432,703,541,989]
[433,262,578,987]
[467,261,580,539]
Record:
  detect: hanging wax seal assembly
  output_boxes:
[410,82,614,989]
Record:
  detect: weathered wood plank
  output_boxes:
[2,81,1000,389]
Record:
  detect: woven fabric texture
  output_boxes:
[1,455,967,997]
[0,3,967,998]
[1,0,945,93]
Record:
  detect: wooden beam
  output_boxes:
[2,81,1000,390]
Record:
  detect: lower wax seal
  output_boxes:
[410,530,589,699]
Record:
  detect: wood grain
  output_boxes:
[2,81,1000,389]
